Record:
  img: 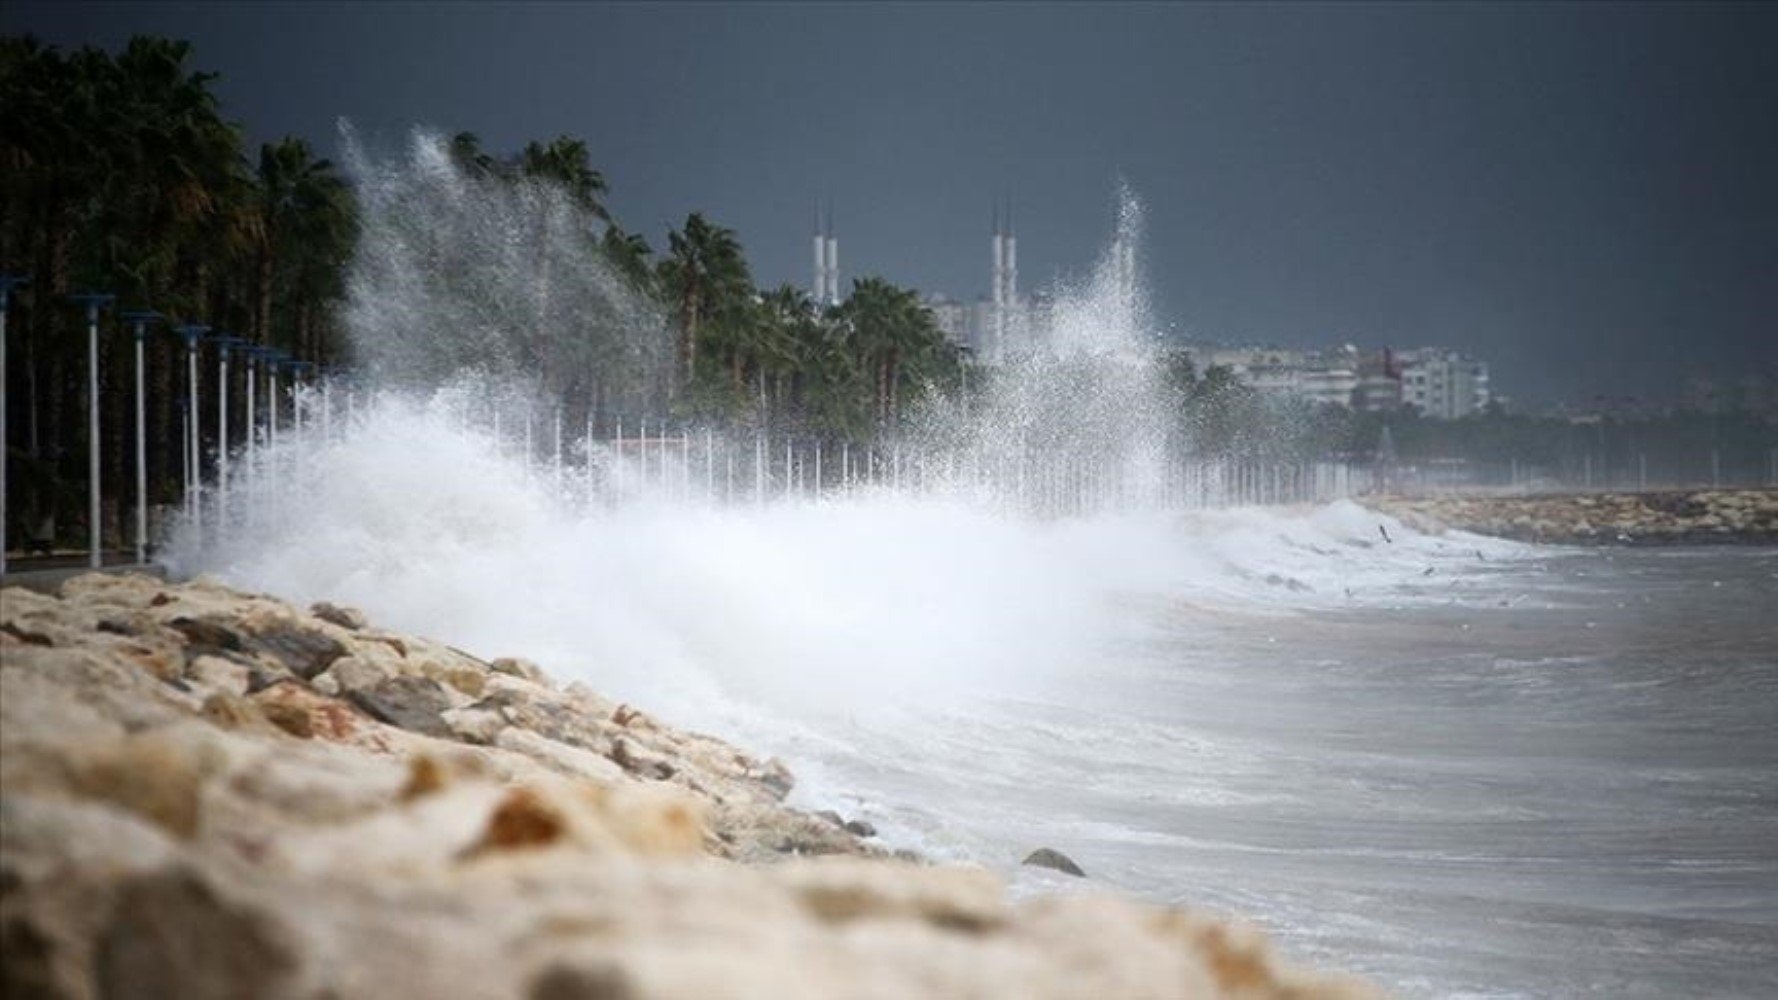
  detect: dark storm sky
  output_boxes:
[8,1,1776,405]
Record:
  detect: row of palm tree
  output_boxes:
[2,34,355,549]
[441,130,969,439]
[1,33,969,549]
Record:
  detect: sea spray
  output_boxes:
[164,386,1522,727]
[339,125,670,409]
[165,136,1517,731]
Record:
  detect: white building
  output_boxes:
[1187,344,1360,409]
[1187,343,1492,418]
[1397,349,1490,418]
[924,294,971,347]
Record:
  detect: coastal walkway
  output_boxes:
[0,551,166,594]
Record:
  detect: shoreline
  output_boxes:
[1363,488,1778,546]
[2,572,1375,999]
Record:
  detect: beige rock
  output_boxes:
[0,575,1377,1000]
[419,657,489,699]
[310,600,368,630]
[316,653,400,694]
[495,726,628,786]
[491,655,550,685]
[187,654,252,697]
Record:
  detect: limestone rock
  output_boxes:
[315,653,400,695]
[1023,847,1087,877]
[309,601,368,631]
[347,676,455,738]
[0,575,1378,1000]
[1365,489,1777,546]
[491,656,549,685]
[244,618,349,680]
[96,866,299,1000]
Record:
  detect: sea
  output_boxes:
[168,408,1778,998]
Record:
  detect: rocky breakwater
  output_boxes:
[2,573,1374,1000]
[1368,489,1778,545]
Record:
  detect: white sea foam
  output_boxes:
[164,389,1527,734]
[157,132,1778,997]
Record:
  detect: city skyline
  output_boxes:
[6,1,1774,406]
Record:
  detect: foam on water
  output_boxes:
[160,134,1778,996]
[165,390,1521,730]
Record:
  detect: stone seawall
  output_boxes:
[1365,489,1778,545]
[1,573,1374,1000]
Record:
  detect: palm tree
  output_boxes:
[839,277,949,429]
[658,213,750,406]
[601,224,654,294]
[3,35,256,544]
[448,131,502,181]
[518,136,608,220]
[252,137,354,357]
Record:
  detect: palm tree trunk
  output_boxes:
[886,348,901,426]
[672,275,699,406]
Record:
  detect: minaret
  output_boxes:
[823,202,839,305]
[811,200,825,305]
[1003,197,1017,320]
[990,204,1005,361]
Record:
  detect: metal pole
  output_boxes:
[178,326,207,531]
[122,312,160,563]
[755,434,765,505]
[90,303,103,565]
[216,337,238,521]
[135,327,148,560]
[614,418,625,495]
[268,354,280,448]
[71,294,114,567]
[180,403,189,522]
[0,275,26,576]
[244,351,257,471]
[320,376,331,442]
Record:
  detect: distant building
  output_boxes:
[922,202,1037,361]
[1183,343,1492,418]
[1186,344,1361,409]
[1396,348,1490,418]
[1353,348,1404,412]
[924,294,971,346]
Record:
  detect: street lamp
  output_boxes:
[120,310,162,564]
[173,324,210,530]
[0,273,29,576]
[266,350,289,446]
[68,293,115,568]
[242,346,263,465]
[287,361,314,437]
[212,335,247,520]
